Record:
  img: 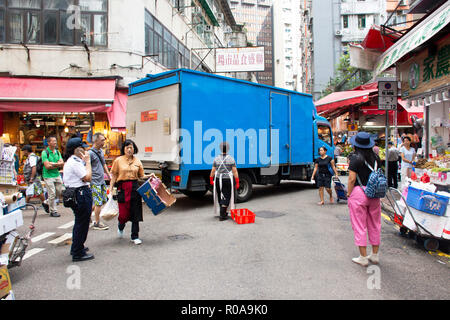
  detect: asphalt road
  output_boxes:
[7,178,450,300]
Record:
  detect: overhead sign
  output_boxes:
[398,35,450,99]
[373,1,450,76]
[378,79,398,110]
[216,47,265,73]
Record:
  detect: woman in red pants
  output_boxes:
[109,140,149,245]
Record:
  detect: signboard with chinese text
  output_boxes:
[378,79,398,110]
[398,35,450,99]
[141,110,158,122]
[216,47,265,73]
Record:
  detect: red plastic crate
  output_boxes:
[231,209,255,224]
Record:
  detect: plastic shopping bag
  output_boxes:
[25,184,34,197]
[100,195,119,221]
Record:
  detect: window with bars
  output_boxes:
[0,0,107,46]
[145,9,190,70]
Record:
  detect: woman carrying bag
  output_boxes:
[109,140,149,245]
[347,132,383,267]
[210,142,239,221]
[311,146,339,205]
[63,137,94,262]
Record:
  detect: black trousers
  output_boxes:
[215,177,233,208]
[388,161,398,189]
[118,221,140,240]
[70,186,93,257]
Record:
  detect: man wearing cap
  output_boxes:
[63,137,94,262]
[22,145,49,212]
[42,136,64,217]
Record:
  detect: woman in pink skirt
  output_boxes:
[347,132,382,267]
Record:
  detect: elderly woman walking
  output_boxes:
[109,139,149,245]
[347,132,383,267]
[210,142,239,221]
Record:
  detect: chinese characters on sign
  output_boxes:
[216,47,265,73]
[141,110,158,122]
[378,80,398,110]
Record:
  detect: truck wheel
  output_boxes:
[182,190,208,199]
[236,173,253,203]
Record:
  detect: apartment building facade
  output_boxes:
[0,0,237,86]
[229,0,274,85]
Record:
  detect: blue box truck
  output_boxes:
[127,69,334,202]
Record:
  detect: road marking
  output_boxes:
[58,221,74,229]
[23,248,45,260]
[31,232,55,243]
[48,233,72,245]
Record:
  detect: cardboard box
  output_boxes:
[0,185,19,197]
[6,197,26,214]
[138,177,176,215]
[0,265,12,298]
[0,210,23,236]
[403,206,448,238]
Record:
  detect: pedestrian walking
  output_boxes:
[210,142,239,221]
[334,143,342,163]
[89,133,112,231]
[109,139,148,245]
[311,147,338,205]
[347,132,382,267]
[386,142,399,189]
[42,136,64,217]
[399,136,416,187]
[21,145,49,213]
[63,137,94,262]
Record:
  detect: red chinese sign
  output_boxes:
[141,110,158,122]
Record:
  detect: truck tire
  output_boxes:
[236,173,253,203]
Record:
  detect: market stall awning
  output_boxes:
[373,1,450,76]
[0,77,116,112]
[361,26,399,52]
[107,89,127,129]
[315,89,376,115]
[360,102,423,125]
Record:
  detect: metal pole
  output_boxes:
[385,110,389,176]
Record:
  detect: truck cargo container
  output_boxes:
[127,69,334,202]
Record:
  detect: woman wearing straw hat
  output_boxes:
[347,132,383,267]
[210,142,239,221]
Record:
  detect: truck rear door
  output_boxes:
[126,84,180,169]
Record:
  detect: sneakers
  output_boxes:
[42,202,49,213]
[368,253,379,264]
[50,212,60,217]
[92,222,109,230]
[352,255,369,267]
[117,228,124,238]
[131,238,142,245]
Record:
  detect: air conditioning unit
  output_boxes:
[335,30,342,36]
[224,26,233,34]
[217,13,224,21]
[204,25,213,33]
[193,7,202,14]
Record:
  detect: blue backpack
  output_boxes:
[357,160,387,199]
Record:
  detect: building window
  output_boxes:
[342,15,348,29]
[358,14,366,29]
[145,9,190,70]
[1,0,107,46]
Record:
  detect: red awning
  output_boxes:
[315,89,376,114]
[0,77,116,112]
[361,26,400,52]
[107,89,127,129]
[360,101,423,125]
